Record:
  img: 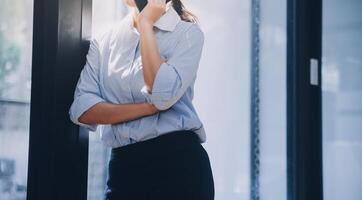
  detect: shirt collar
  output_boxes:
[125,3,181,33]
[154,3,181,32]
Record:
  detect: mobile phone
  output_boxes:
[135,0,148,12]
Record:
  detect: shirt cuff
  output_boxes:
[140,62,181,110]
[69,93,105,132]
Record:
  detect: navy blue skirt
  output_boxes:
[104,130,215,200]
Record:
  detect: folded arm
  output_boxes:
[78,101,158,125]
[69,38,158,132]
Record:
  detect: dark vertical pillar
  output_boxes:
[287,0,323,199]
[27,0,92,199]
[250,0,261,199]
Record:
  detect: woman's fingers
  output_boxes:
[148,0,166,7]
[139,0,166,25]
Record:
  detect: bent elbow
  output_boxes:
[78,113,89,125]
[153,101,174,111]
[68,106,79,125]
[152,94,179,111]
[69,105,98,132]
[69,101,93,126]
[141,85,180,111]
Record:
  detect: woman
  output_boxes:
[68,0,214,199]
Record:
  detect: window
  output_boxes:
[186,0,251,198]
[258,0,287,199]
[322,0,362,199]
[0,0,33,199]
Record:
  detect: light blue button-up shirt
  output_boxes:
[68,6,206,148]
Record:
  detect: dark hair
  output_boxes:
[167,0,198,23]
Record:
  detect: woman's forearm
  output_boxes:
[139,20,165,91]
[78,102,158,125]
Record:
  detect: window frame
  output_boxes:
[286,0,323,199]
[27,0,92,199]
[250,0,324,199]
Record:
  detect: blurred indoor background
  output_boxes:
[0,0,361,200]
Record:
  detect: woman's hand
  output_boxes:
[137,0,166,28]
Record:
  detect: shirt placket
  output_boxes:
[127,41,140,102]
[126,36,140,144]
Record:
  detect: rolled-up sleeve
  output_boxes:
[141,24,205,110]
[68,39,106,132]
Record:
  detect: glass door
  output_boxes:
[186,1,251,199]
[0,0,33,199]
[257,0,287,199]
[322,0,362,199]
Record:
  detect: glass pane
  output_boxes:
[89,1,251,199]
[0,0,33,199]
[186,1,251,199]
[258,0,287,199]
[322,0,362,200]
